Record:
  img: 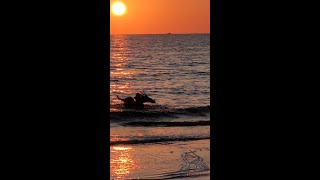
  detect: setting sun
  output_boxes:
[110,0,210,34]
[112,1,126,16]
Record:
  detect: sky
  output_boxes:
[110,0,210,34]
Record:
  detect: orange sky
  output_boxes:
[110,0,210,34]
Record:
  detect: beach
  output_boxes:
[110,34,210,179]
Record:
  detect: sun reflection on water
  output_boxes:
[110,35,136,107]
[110,146,141,179]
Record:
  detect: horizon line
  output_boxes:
[110,32,210,35]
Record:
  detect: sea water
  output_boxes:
[110,34,210,179]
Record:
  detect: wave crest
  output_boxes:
[110,136,210,145]
[110,105,210,120]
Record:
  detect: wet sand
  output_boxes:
[110,139,210,179]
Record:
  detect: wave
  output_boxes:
[110,105,210,120]
[136,170,210,180]
[110,136,210,145]
[123,121,210,127]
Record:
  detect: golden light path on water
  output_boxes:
[110,145,142,179]
[110,38,134,106]
[110,35,135,101]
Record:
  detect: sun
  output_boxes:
[112,2,126,16]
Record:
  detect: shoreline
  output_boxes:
[110,139,210,179]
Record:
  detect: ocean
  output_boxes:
[110,34,210,179]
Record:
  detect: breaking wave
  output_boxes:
[110,136,210,145]
[123,121,210,127]
[110,105,210,121]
